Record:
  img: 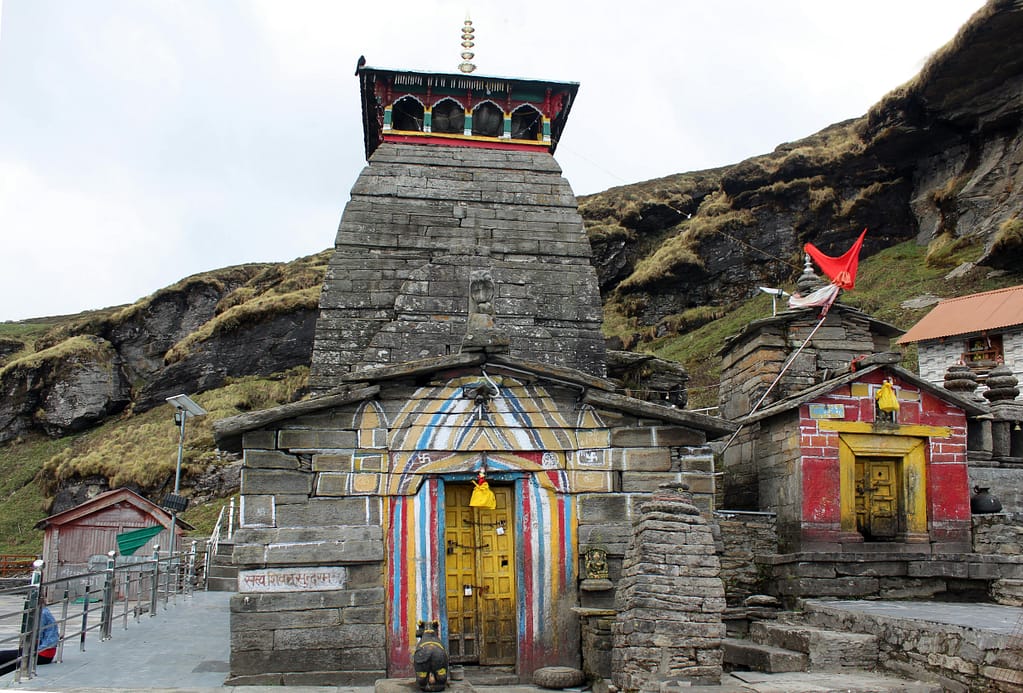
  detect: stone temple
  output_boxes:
[215,41,734,688]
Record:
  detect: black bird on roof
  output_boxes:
[355,55,366,75]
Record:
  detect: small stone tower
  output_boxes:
[717,294,902,420]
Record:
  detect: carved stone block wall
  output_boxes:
[310,143,606,391]
[715,511,778,607]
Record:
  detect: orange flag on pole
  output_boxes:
[804,228,867,290]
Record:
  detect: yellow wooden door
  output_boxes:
[445,485,479,662]
[855,458,899,540]
[474,485,516,665]
[444,484,516,665]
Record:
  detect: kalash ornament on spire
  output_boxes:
[458,15,476,74]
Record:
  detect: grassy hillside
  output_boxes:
[0,368,309,554]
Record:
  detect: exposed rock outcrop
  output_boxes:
[0,256,326,441]
[137,306,318,410]
[0,335,130,443]
[585,0,1023,333]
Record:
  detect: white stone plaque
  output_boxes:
[238,567,347,593]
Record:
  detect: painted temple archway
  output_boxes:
[383,374,589,676]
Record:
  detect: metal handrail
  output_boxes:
[0,543,208,682]
[203,498,235,591]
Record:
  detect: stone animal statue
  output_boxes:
[413,620,449,691]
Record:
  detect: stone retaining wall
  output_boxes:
[801,600,1023,693]
[973,512,1023,555]
[715,511,777,607]
[230,580,386,686]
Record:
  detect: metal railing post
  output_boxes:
[228,497,235,539]
[100,550,116,640]
[150,546,160,617]
[57,588,70,663]
[15,560,45,681]
[80,579,91,651]
[187,540,197,596]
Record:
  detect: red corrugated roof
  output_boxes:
[898,284,1023,344]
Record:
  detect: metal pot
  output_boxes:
[971,486,1003,514]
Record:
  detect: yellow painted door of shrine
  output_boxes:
[855,458,899,540]
[444,484,516,666]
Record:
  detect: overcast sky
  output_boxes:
[0,0,988,322]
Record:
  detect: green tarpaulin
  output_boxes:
[116,525,164,556]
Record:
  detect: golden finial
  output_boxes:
[458,14,476,74]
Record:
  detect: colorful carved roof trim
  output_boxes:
[358,63,579,158]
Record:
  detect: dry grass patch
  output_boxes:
[39,368,308,502]
[165,287,320,364]
[0,335,114,379]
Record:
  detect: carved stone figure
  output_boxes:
[413,620,449,692]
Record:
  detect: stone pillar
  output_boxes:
[611,486,725,692]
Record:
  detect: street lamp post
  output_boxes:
[165,394,207,559]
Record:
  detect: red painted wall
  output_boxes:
[796,369,970,546]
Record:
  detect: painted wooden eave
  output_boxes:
[215,352,724,449]
[213,385,381,452]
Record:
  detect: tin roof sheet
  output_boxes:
[898,284,1023,344]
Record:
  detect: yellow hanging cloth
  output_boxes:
[875,380,900,413]
[470,473,496,510]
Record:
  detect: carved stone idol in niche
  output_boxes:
[462,268,509,352]
[469,269,495,318]
[584,548,609,580]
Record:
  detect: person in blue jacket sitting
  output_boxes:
[0,603,58,675]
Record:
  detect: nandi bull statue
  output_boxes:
[413,619,449,691]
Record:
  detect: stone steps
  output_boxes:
[723,637,808,673]
[725,614,880,675]
[750,620,879,671]
[205,541,237,592]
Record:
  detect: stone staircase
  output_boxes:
[725,618,879,673]
[723,615,943,692]
[205,540,237,591]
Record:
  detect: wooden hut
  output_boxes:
[35,488,192,581]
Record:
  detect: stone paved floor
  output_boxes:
[3,591,1017,692]
[804,597,1023,634]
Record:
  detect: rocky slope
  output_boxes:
[586,0,1023,341]
[0,253,327,445]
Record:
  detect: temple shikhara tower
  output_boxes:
[309,30,605,391]
[216,20,732,688]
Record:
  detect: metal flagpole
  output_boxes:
[721,309,831,451]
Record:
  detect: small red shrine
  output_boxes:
[734,355,983,552]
